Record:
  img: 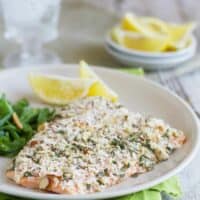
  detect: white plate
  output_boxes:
[0,64,199,200]
[105,44,196,70]
[105,34,197,70]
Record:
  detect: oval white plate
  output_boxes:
[0,64,199,200]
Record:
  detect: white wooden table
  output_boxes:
[0,0,200,199]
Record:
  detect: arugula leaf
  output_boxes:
[0,95,13,126]
[20,107,39,124]
[13,99,29,116]
[0,193,26,200]
[37,108,55,124]
[21,123,34,141]
[0,131,25,154]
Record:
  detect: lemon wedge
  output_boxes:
[115,13,196,52]
[121,13,142,32]
[111,27,169,52]
[29,73,95,105]
[121,13,168,37]
[140,17,169,35]
[166,23,195,50]
[79,61,118,102]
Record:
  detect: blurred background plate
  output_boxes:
[105,35,197,70]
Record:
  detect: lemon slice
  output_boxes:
[29,73,95,105]
[111,27,169,52]
[79,61,118,102]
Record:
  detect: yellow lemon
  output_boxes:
[140,17,169,35]
[121,13,168,36]
[166,23,196,50]
[111,27,169,52]
[29,73,95,105]
[118,13,196,52]
[79,61,118,102]
[121,13,142,32]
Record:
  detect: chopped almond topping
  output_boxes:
[39,177,49,189]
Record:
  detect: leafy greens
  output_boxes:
[0,95,55,156]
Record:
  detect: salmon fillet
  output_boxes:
[6,97,186,194]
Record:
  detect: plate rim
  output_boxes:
[104,44,194,70]
[0,64,199,200]
[105,42,196,63]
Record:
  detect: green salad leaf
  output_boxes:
[0,95,55,157]
[13,99,29,116]
[0,94,13,126]
[0,193,25,200]
[120,68,144,76]
[37,108,55,125]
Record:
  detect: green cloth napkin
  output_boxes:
[0,68,182,200]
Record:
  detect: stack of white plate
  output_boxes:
[105,33,197,70]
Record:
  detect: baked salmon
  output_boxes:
[6,97,186,194]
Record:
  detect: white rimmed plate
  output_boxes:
[0,64,199,199]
